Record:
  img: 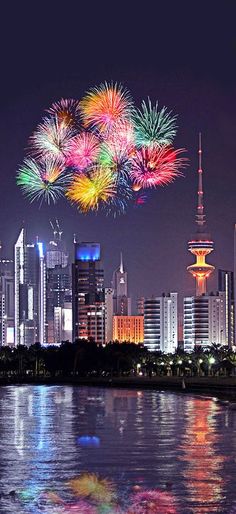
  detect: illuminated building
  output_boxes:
[113,315,144,343]
[218,269,234,348]
[137,296,145,315]
[72,242,105,344]
[105,287,113,344]
[144,293,178,352]
[0,258,14,346]
[112,253,131,316]
[187,134,215,296]
[46,223,72,343]
[234,224,236,347]
[14,228,46,346]
[184,292,226,351]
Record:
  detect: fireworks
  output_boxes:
[127,490,178,514]
[133,99,177,148]
[47,98,81,128]
[67,132,100,170]
[66,166,116,212]
[68,474,116,504]
[30,116,76,159]
[17,82,187,213]
[79,82,133,133]
[130,145,186,189]
[17,157,70,204]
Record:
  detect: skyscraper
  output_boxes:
[144,293,178,352]
[218,269,234,348]
[72,242,105,344]
[14,228,46,346]
[184,292,226,351]
[104,287,113,344]
[46,225,71,343]
[187,134,215,295]
[0,258,14,346]
[112,253,131,315]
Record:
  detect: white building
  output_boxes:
[105,287,113,344]
[184,292,226,351]
[144,293,178,353]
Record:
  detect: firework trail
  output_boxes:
[47,98,81,128]
[133,99,177,148]
[30,116,76,160]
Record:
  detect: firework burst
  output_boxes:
[130,145,186,189]
[127,490,178,514]
[80,82,133,133]
[17,156,70,204]
[67,132,100,171]
[133,99,177,148]
[47,98,81,128]
[30,116,76,159]
[68,474,116,504]
[66,166,116,212]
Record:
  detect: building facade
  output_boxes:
[105,287,113,344]
[72,242,105,344]
[144,293,178,352]
[14,228,46,346]
[113,315,144,344]
[112,253,131,316]
[184,292,226,351]
[218,269,234,348]
[0,259,14,346]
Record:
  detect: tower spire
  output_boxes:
[196,132,205,228]
[120,252,124,274]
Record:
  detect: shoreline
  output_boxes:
[0,375,236,401]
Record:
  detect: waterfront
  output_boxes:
[0,386,236,513]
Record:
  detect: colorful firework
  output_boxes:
[62,500,98,513]
[80,82,133,133]
[17,157,70,204]
[133,99,177,148]
[30,116,76,159]
[130,145,186,189]
[47,98,81,128]
[127,490,178,514]
[67,132,100,170]
[66,166,116,212]
[68,474,116,504]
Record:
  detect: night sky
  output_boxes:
[0,2,236,308]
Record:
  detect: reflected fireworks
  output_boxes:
[17,82,187,215]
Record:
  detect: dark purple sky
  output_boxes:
[0,2,236,306]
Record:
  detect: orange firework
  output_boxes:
[79,82,132,133]
[68,473,116,504]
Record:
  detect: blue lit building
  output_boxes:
[72,242,105,344]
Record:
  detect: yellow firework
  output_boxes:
[68,473,116,503]
[66,166,116,212]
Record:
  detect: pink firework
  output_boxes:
[126,489,178,514]
[130,145,186,189]
[108,120,135,156]
[67,132,100,170]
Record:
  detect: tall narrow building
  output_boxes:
[0,258,14,346]
[187,134,215,295]
[14,228,46,346]
[46,225,72,343]
[112,253,131,315]
[72,242,105,344]
[218,269,234,348]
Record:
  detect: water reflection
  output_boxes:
[0,386,235,513]
[179,398,226,513]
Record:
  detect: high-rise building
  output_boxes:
[144,293,178,352]
[72,242,105,344]
[187,134,215,296]
[112,253,131,316]
[234,224,236,347]
[113,315,144,344]
[14,228,46,346]
[218,269,234,348]
[105,287,113,344]
[184,292,226,351]
[137,297,145,315]
[46,225,72,343]
[0,258,14,346]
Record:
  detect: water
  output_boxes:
[0,385,235,513]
